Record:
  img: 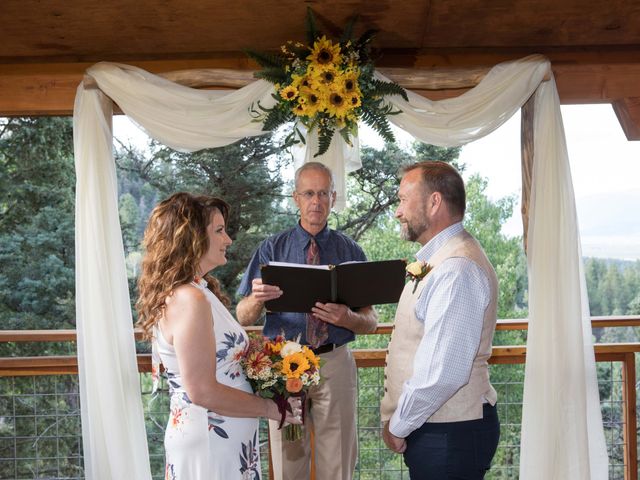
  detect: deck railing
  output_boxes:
[1,315,639,479]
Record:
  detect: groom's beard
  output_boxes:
[401,217,429,242]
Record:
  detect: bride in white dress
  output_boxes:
[136,193,301,479]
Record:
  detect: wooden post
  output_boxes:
[622,352,638,480]
[268,428,274,480]
[520,93,536,254]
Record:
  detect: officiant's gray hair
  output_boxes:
[294,162,335,192]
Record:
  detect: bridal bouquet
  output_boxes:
[247,8,408,157]
[241,333,322,441]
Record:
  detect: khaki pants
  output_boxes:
[268,344,358,480]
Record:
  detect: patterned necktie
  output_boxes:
[305,238,329,348]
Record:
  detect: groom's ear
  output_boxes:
[330,190,336,208]
[428,191,443,213]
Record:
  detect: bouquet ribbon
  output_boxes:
[273,391,307,430]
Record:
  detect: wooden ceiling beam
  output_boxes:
[612,98,640,141]
[2,52,640,141]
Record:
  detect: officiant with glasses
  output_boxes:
[237,161,378,480]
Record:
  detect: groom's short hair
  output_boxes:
[402,161,466,217]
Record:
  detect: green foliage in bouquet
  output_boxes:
[247,8,408,157]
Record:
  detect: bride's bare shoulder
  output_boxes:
[165,283,208,312]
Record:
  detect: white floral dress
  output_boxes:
[153,279,260,480]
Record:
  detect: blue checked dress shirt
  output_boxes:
[237,222,367,345]
[389,222,492,438]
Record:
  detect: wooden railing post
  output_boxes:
[622,352,638,480]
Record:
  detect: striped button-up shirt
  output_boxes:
[389,222,491,438]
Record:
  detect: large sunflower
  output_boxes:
[292,101,308,117]
[299,88,325,116]
[341,70,360,94]
[317,66,339,85]
[348,92,362,109]
[282,352,310,379]
[307,35,342,69]
[326,90,351,118]
[279,85,299,101]
[301,346,320,369]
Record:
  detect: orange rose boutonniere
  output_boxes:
[406,260,433,294]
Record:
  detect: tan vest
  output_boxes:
[381,229,498,423]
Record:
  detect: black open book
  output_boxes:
[260,259,407,313]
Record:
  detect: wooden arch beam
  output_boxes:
[613,98,640,141]
[82,66,502,92]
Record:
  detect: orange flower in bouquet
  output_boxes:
[241,333,323,441]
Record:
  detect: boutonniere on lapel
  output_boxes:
[406,261,433,294]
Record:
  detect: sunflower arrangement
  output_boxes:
[247,8,408,157]
[240,332,322,441]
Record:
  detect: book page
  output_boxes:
[268,261,331,270]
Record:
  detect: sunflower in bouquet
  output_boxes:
[241,333,322,441]
[247,8,408,157]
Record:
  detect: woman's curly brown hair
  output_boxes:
[136,192,231,340]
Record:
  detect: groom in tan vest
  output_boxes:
[381,161,500,479]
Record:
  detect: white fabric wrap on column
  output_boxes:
[519,79,608,479]
[73,88,152,479]
[73,54,607,478]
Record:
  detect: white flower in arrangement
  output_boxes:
[251,366,273,381]
[308,370,321,385]
[261,378,278,389]
[280,341,303,358]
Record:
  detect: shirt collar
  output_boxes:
[415,222,464,263]
[293,221,331,248]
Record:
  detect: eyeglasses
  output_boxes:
[295,190,332,200]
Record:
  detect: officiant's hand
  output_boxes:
[250,278,283,303]
[382,421,406,453]
[311,302,350,328]
[311,303,378,334]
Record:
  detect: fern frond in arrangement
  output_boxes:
[305,7,319,46]
[245,49,287,70]
[368,79,409,102]
[253,67,289,84]
[316,120,335,157]
[262,104,294,132]
[361,106,396,144]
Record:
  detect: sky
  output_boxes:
[359,104,640,261]
[114,104,640,261]
[455,105,640,261]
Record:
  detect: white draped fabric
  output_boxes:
[520,80,609,478]
[73,90,152,479]
[73,54,607,479]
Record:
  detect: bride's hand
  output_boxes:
[264,396,303,424]
[284,396,303,425]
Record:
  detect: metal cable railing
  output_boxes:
[1,316,639,479]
